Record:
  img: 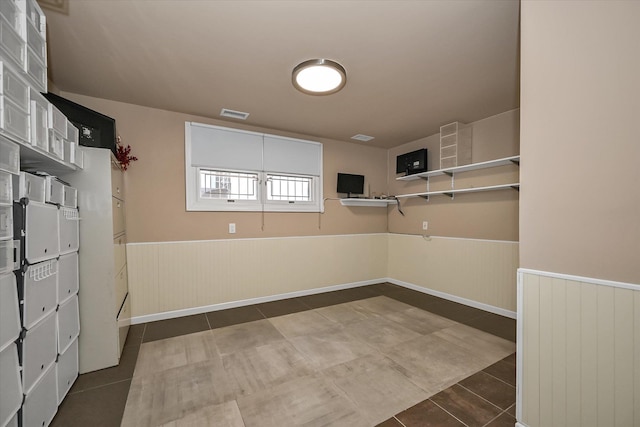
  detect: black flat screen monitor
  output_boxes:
[337,173,364,197]
[396,148,427,175]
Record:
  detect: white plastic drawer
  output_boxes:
[0,171,12,205]
[73,147,84,169]
[29,89,49,152]
[0,0,22,35]
[58,207,79,255]
[440,133,457,148]
[26,48,47,93]
[63,140,77,164]
[0,136,19,175]
[22,259,58,330]
[0,344,22,427]
[48,128,64,159]
[62,185,77,208]
[21,310,57,394]
[441,144,457,159]
[26,21,45,59]
[1,62,29,111]
[2,96,30,142]
[0,239,13,274]
[0,273,20,352]
[12,171,46,203]
[25,201,60,263]
[0,17,25,70]
[26,0,46,33]
[57,252,78,304]
[0,204,12,239]
[22,362,57,427]
[45,176,64,205]
[48,104,67,138]
[115,264,128,317]
[67,122,79,144]
[112,197,125,236]
[113,234,126,274]
[57,294,79,354]
[56,337,78,405]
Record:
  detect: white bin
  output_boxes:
[58,207,79,255]
[12,171,46,203]
[0,170,12,205]
[57,294,79,354]
[21,310,57,394]
[0,273,20,352]
[0,343,22,427]
[57,252,78,304]
[24,201,60,263]
[56,337,78,405]
[21,259,58,330]
[21,362,58,427]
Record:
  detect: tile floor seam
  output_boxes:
[480,408,510,427]
[479,367,517,389]
[204,311,212,329]
[455,381,511,413]
[429,397,471,427]
[68,378,132,395]
[393,415,408,427]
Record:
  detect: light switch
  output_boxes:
[229,223,236,234]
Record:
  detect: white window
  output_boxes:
[185,123,323,212]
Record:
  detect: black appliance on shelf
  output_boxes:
[396,148,428,175]
[43,93,117,155]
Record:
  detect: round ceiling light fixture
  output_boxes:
[292,59,347,95]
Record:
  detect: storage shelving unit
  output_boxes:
[395,155,520,200]
[339,198,397,207]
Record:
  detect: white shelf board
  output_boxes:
[2,133,77,175]
[396,155,520,182]
[340,198,398,207]
[395,183,520,199]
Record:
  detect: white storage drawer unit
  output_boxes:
[12,171,45,203]
[20,259,58,330]
[29,88,49,152]
[56,337,78,405]
[0,136,19,175]
[0,0,22,33]
[0,239,13,274]
[21,310,57,394]
[0,170,13,204]
[57,294,79,354]
[21,362,57,427]
[44,176,64,205]
[15,201,60,264]
[0,273,20,352]
[47,128,64,159]
[58,207,79,254]
[0,16,25,71]
[1,61,30,110]
[0,343,22,427]
[0,204,12,239]
[1,95,30,143]
[62,185,77,208]
[57,252,78,304]
[47,103,67,138]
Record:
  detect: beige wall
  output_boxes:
[519,1,640,284]
[127,234,388,319]
[519,2,640,426]
[60,92,390,243]
[388,109,520,241]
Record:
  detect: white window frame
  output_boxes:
[185,123,323,212]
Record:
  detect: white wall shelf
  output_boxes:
[396,155,520,182]
[395,183,520,199]
[340,198,397,207]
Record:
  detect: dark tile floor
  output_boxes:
[50,282,516,427]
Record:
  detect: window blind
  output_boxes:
[263,136,322,176]
[189,123,263,171]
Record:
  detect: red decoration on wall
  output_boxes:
[115,136,138,171]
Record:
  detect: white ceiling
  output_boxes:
[42,0,520,149]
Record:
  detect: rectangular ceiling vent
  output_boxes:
[351,134,375,142]
[220,108,250,120]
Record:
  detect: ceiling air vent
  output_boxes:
[220,108,250,120]
[351,134,375,142]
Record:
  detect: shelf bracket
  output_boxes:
[418,195,430,201]
[511,185,520,192]
[443,192,454,199]
[510,159,520,166]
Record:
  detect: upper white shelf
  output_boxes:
[340,198,398,207]
[396,155,520,182]
[395,183,520,199]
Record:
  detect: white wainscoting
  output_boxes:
[126,234,388,321]
[387,233,519,313]
[517,269,640,427]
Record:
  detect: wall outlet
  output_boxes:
[422,221,428,230]
[229,223,236,234]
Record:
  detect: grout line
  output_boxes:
[430,398,471,426]
[393,415,408,426]
[480,365,517,389]
[204,311,212,329]
[455,382,510,413]
[69,378,132,395]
